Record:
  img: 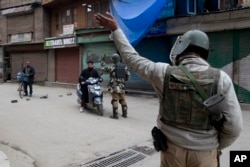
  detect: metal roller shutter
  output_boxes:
[11,52,48,82]
[236,29,250,103]
[55,47,79,83]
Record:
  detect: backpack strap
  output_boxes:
[178,64,208,101]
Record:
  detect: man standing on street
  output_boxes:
[102,53,130,119]
[23,61,35,97]
[94,12,243,167]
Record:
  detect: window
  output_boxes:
[61,11,66,26]
[66,9,71,24]
[55,13,59,30]
[101,1,109,14]
[187,0,196,15]
[86,4,93,27]
[61,9,72,27]
[84,0,109,28]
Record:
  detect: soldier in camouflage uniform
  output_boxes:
[102,53,130,119]
[95,13,243,167]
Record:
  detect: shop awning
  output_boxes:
[1,5,33,16]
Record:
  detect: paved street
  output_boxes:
[0,83,159,167]
[0,83,249,167]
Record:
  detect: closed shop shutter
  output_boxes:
[11,52,48,81]
[208,30,250,103]
[208,31,234,71]
[236,29,250,103]
[55,47,79,83]
[7,14,33,34]
[168,30,250,103]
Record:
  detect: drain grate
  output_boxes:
[81,150,146,167]
[131,145,156,156]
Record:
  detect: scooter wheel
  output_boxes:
[97,104,103,116]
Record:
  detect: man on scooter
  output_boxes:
[79,60,102,112]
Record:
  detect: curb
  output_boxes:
[240,103,250,111]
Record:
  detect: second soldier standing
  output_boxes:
[102,53,130,119]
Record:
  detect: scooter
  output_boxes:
[77,77,104,116]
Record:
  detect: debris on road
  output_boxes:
[40,94,48,99]
[11,100,18,103]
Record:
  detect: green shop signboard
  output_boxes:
[44,36,77,49]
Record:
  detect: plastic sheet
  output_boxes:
[110,0,167,46]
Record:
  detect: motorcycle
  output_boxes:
[76,77,104,116]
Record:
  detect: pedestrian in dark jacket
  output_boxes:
[23,61,35,97]
[79,60,102,112]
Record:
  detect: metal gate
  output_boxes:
[55,47,80,83]
[11,51,48,82]
[208,30,250,103]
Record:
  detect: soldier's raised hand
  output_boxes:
[94,12,118,31]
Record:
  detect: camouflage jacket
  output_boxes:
[111,29,243,151]
[102,63,130,93]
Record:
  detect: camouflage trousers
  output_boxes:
[111,92,127,115]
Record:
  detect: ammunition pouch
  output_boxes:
[203,93,225,131]
[151,126,167,152]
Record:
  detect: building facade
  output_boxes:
[1,0,250,103]
[42,0,110,84]
[0,0,50,82]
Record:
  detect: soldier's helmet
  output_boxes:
[111,53,120,63]
[170,30,209,65]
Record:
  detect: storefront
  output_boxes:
[4,43,47,82]
[44,35,80,83]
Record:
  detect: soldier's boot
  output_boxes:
[122,105,127,118]
[110,107,119,119]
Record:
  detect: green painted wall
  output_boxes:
[208,30,250,103]
[208,31,234,68]
[80,42,116,86]
[169,30,250,103]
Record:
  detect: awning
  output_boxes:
[1,5,33,16]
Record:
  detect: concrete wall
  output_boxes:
[47,49,55,82]
[0,13,7,43]
[0,47,3,82]
[34,7,45,41]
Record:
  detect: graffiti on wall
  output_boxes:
[83,49,116,83]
